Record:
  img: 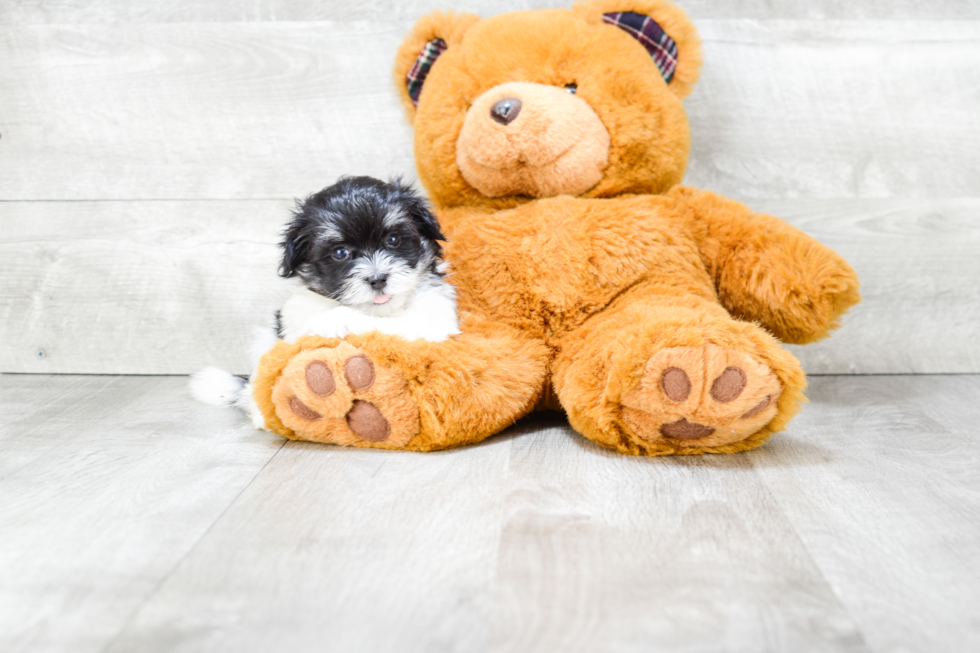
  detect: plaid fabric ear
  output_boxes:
[406,38,448,107]
[603,11,678,84]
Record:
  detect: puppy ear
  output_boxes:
[279,208,312,278]
[393,10,480,122]
[573,0,702,98]
[410,203,446,249]
[391,180,446,255]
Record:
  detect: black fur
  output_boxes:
[279,176,445,301]
[274,310,285,340]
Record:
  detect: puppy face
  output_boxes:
[280,176,446,314]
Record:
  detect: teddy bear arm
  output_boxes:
[251,315,551,451]
[672,187,861,344]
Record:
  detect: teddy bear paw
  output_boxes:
[270,341,420,448]
[620,343,782,448]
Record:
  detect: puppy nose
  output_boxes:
[490,97,522,125]
[368,275,388,290]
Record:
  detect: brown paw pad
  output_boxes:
[710,367,746,402]
[346,400,390,442]
[741,394,775,419]
[344,355,375,391]
[305,361,335,397]
[661,367,691,402]
[289,396,322,421]
[271,342,420,449]
[660,418,715,439]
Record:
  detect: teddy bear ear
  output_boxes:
[393,10,481,120]
[573,0,702,98]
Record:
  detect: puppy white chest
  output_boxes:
[279,286,343,341]
[278,282,459,342]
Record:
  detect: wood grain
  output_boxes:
[0,21,977,200]
[103,423,519,653]
[0,200,287,374]
[3,198,976,375]
[2,0,977,24]
[748,375,980,653]
[763,198,980,375]
[2,373,978,652]
[688,21,980,200]
[0,375,284,653]
[103,414,870,653]
[489,425,868,652]
[0,23,417,201]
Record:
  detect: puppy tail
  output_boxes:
[189,366,247,407]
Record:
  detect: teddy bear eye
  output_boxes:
[564,83,578,94]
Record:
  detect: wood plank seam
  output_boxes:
[97,438,288,652]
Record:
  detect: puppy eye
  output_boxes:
[564,83,577,94]
[331,247,350,261]
[385,234,401,247]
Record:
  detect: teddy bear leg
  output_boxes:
[251,323,550,451]
[551,290,807,455]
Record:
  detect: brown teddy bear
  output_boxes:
[251,0,860,455]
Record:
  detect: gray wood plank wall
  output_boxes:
[1,3,978,374]
[3,0,979,22]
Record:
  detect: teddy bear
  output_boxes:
[250,0,860,455]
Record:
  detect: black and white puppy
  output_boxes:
[190,176,459,426]
[275,175,458,341]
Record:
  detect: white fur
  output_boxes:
[336,252,424,315]
[236,380,267,429]
[188,366,266,428]
[279,277,459,342]
[189,366,243,406]
[248,324,280,369]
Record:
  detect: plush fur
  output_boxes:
[250,0,860,455]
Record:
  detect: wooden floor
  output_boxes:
[1,373,978,652]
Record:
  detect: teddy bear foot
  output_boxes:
[270,341,420,448]
[620,343,783,449]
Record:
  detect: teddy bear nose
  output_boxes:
[490,97,522,125]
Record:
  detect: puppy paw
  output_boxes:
[270,341,420,448]
[620,343,782,449]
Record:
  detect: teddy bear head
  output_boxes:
[394,0,702,211]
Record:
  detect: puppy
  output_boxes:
[190,176,459,427]
[275,175,459,341]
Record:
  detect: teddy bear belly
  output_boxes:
[446,198,717,338]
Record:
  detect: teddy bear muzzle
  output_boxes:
[456,81,610,198]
